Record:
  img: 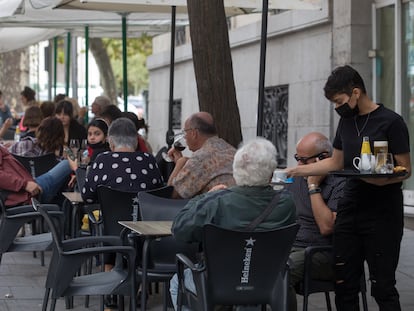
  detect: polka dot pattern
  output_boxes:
[81,151,163,203]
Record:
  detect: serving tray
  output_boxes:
[330,170,407,178]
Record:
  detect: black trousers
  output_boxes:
[334,181,403,311]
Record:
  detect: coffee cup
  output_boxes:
[353,154,375,173]
[272,170,292,183]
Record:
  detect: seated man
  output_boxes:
[0,145,72,206]
[169,137,297,310]
[286,132,345,311]
[167,111,236,198]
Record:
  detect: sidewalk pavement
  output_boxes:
[1,228,413,311]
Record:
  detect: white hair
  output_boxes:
[108,118,138,150]
[233,137,278,186]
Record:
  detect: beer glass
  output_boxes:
[373,141,388,156]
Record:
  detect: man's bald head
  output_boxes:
[187,111,217,136]
[296,132,333,157]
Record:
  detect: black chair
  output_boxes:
[145,185,174,198]
[137,191,195,311]
[296,245,369,311]
[0,198,60,266]
[13,153,59,178]
[74,167,87,193]
[154,146,175,183]
[32,198,137,311]
[3,127,15,140]
[96,186,140,236]
[176,223,300,311]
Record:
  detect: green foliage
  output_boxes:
[103,35,152,95]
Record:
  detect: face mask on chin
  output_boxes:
[335,102,359,118]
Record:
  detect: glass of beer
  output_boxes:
[374,141,388,156]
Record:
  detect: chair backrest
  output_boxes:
[202,223,299,308]
[74,167,86,193]
[144,185,174,198]
[31,198,64,252]
[138,191,189,220]
[97,185,139,236]
[13,153,59,177]
[154,146,175,182]
[137,191,196,267]
[3,128,15,140]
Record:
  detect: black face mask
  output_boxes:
[88,141,108,150]
[335,102,359,118]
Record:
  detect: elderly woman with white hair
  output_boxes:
[80,117,163,203]
[169,137,297,311]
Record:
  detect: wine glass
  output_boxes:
[80,139,89,167]
[162,133,187,162]
[69,139,80,161]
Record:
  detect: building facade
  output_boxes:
[147,0,414,206]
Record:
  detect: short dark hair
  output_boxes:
[40,101,56,118]
[54,93,66,103]
[55,100,74,119]
[190,115,217,136]
[23,106,43,128]
[21,86,36,101]
[100,105,123,123]
[323,65,367,100]
[88,118,108,136]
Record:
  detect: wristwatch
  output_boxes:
[308,187,322,195]
[308,183,321,195]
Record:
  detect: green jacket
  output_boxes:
[172,185,296,243]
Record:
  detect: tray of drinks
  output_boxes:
[329,170,407,178]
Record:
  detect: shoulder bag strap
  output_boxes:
[245,192,282,231]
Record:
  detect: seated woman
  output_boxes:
[9,117,64,158]
[55,99,87,146]
[85,118,110,163]
[71,117,163,204]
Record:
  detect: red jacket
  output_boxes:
[0,145,33,207]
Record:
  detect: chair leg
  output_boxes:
[302,295,309,311]
[324,292,332,311]
[42,288,50,311]
[119,295,125,310]
[50,298,57,311]
[361,291,368,311]
[41,251,45,266]
[163,282,168,311]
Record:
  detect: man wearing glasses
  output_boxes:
[167,111,236,199]
[286,132,345,311]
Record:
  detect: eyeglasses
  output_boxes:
[294,152,328,164]
[181,128,198,135]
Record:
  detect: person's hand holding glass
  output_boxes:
[69,139,80,159]
[162,132,187,163]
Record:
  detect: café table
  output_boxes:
[118,220,173,311]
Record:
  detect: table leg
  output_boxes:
[141,238,151,311]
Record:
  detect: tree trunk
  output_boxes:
[0,48,30,114]
[186,0,243,148]
[89,38,118,104]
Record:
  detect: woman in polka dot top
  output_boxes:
[80,117,163,203]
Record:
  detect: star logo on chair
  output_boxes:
[245,237,256,246]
